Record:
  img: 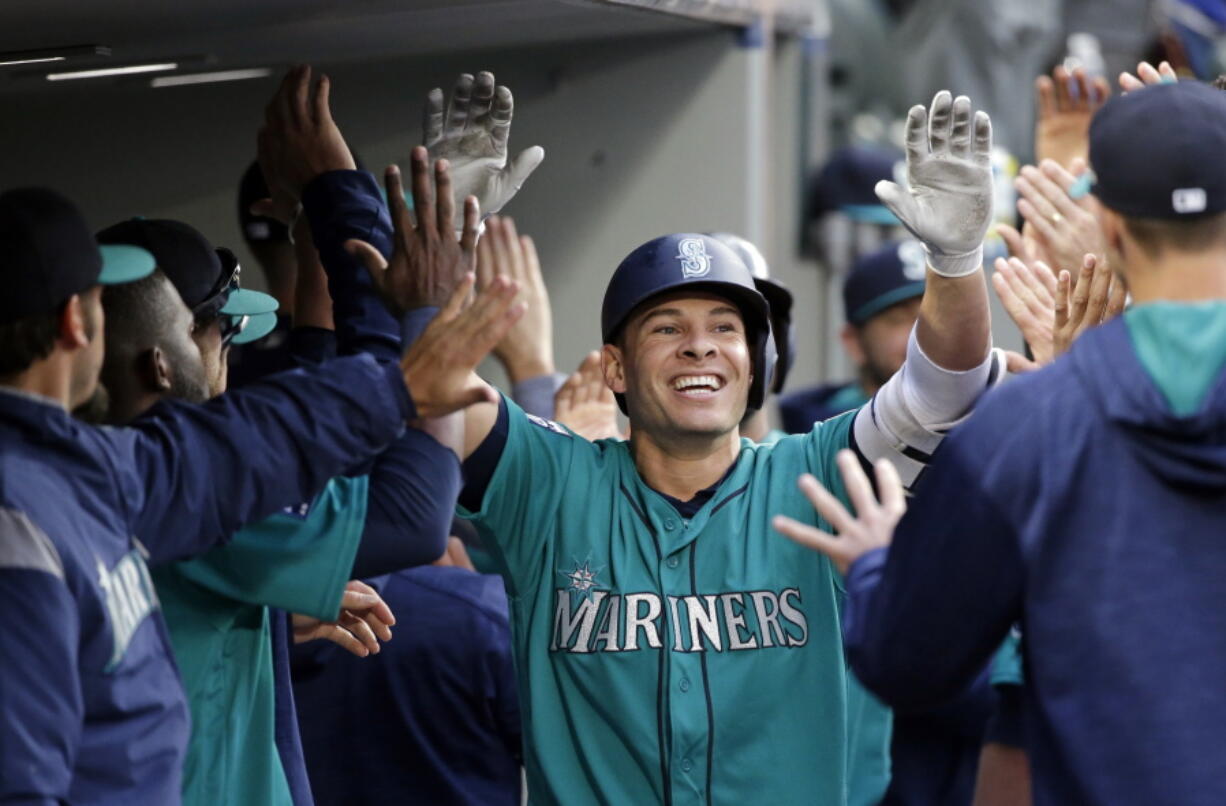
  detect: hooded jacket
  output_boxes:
[841,312,1226,806]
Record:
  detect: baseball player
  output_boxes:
[93,211,467,806]
[347,89,1004,804]
[0,183,520,804]
[777,80,1226,806]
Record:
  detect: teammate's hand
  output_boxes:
[259,66,356,205]
[291,580,395,658]
[554,351,623,441]
[345,147,478,314]
[992,255,1058,366]
[1015,159,1106,275]
[1034,64,1110,169]
[874,91,993,277]
[400,272,524,418]
[772,451,906,576]
[1053,253,1127,357]
[1118,60,1178,93]
[477,215,554,382]
[424,71,545,231]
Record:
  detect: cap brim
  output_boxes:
[220,287,279,316]
[839,204,900,225]
[97,244,156,285]
[229,311,278,345]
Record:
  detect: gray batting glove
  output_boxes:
[424,71,545,233]
[875,91,993,278]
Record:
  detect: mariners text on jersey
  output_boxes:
[550,587,808,654]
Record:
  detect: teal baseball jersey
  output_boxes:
[156,474,369,806]
[460,398,870,805]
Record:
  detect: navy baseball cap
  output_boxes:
[843,240,927,325]
[810,145,903,224]
[0,187,154,324]
[97,218,277,329]
[1090,80,1226,219]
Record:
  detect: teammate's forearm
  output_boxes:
[916,269,992,371]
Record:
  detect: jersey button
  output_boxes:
[666,556,680,569]
[679,678,690,692]
[663,518,677,531]
[681,758,693,773]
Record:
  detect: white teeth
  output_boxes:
[673,375,722,391]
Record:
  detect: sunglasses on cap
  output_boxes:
[218,314,249,347]
[192,247,242,323]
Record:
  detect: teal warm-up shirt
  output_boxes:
[156,475,369,806]
[460,398,865,805]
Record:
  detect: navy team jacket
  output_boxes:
[0,354,412,805]
[842,318,1226,806]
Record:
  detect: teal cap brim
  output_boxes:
[97,244,156,285]
[230,311,279,345]
[220,287,279,316]
[840,204,900,225]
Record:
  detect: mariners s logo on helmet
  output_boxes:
[676,237,712,278]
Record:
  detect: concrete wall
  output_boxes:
[2,30,834,403]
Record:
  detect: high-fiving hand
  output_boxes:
[773,451,906,576]
[1034,64,1110,169]
[476,216,554,383]
[424,71,545,231]
[258,66,357,223]
[874,91,994,277]
[346,146,478,313]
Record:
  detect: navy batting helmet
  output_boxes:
[601,233,773,413]
[707,232,795,396]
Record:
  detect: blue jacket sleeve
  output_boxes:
[300,170,400,363]
[115,354,413,565]
[0,568,79,805]
[287,326,337,367]
[842,424,1026,712]
[352,427,460,577]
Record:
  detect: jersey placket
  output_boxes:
[649,498,715,806]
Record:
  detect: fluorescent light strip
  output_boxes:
[150,68,272,88]
[47,62,177,82]
[0,56,66,67]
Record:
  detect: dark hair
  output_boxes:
[101,271,182,361]
[1213,75,1226,91]
[1122,211,1226,257]
[0,308,61,375]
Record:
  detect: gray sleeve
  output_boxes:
[511,373,567,419]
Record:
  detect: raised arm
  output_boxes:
[853,92,1000,487]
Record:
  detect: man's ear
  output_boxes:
[58,294,91,350]
[840,322,866,368]
[601,343,627,395]
[142,346,174,393]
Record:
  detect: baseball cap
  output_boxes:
[1090,80,1226,218]
[810,145,904,224]
[843,240,927,325]
[0,187,155,324]
[228,310,279,345]
[96,218,278,331]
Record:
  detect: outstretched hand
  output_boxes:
[258,65,356,219]
[1034,64,1110,169]
[1054,253,1127,357]
[1014,158,1106,275]
[773,451,906,576]
[400,272,525,418]
[1119,60,1178,93]
[292,580,395,658]
[554,351,623,442]
[874,91,994,277]
[345,146,479,313]
[424,71,545,231]
[992,255,1058,367]
[477,216,554,382]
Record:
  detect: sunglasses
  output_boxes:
[191,247,242,323]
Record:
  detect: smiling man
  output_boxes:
[342,89,1004,804]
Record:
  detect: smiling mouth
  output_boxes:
[671,374,724,396]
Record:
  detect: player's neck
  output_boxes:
[0,354,73,409]
[1124,250,1226,303]
[630,427,741,502]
